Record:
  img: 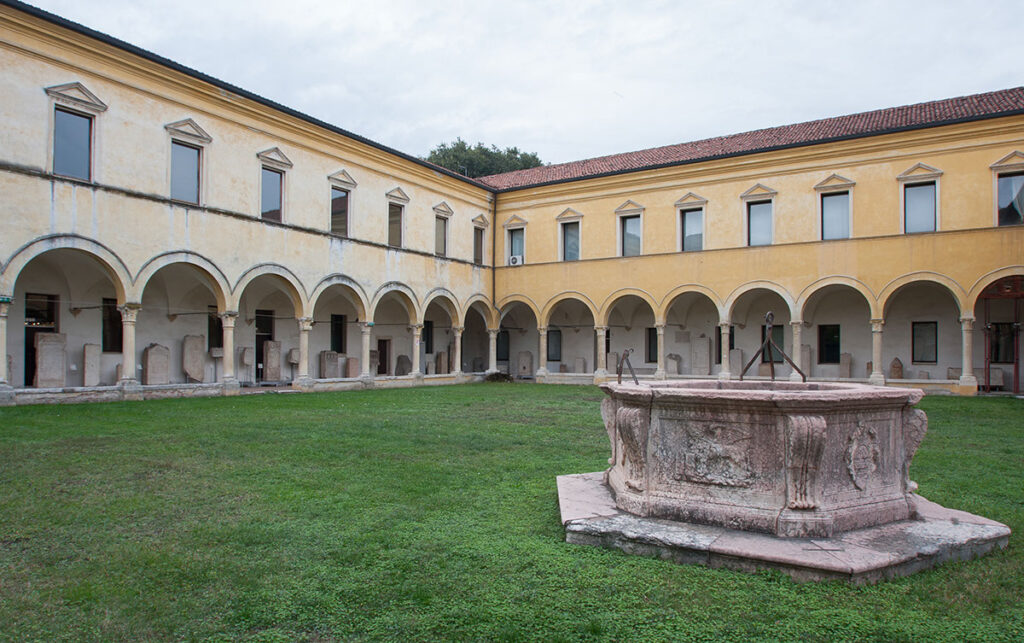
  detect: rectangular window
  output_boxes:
[508,228,524,262]
[170,141,200,204]
[547,328,562,362]
[990,322,1015,363]
[101,298,122,353]
[997,172,1024,226]
[496,330,510,360]
[818,324,840,364]
[331,314,347,353]
[561,221,580,261]
[208,306,223,350]
[424,320,434,354]
[330,187,349,236]
[681,208,703,251]
[747,201,772,246]
[620,215,641,256]
[53,108,92,181]
[904,182,936,233]
[473,227,485,264]
[435,216,447,256]
[645,327,658,363]
[821,192,850,240]
[261,167,283,221]
[761,324,784,363]
[388,203,403,247]
[714,324,735,364]
[912,321,937,363]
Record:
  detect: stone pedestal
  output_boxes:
[345,357,360,378]
[839,352,853,379]
[34,333,66,388]
[82,343,100,387]
[517,351,533,378]
[320,351,340,378]
[574,357,587,373]
[691,337,710,375]
[436,351,448,375]
[142,343,170,385]
[729,349,744,375]
[287,348,300,365]
[888,357,903,380]
[262,341,282,381]
[666,353,682,375]
[183,335,205,383]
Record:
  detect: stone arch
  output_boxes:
[497,294,542,324]
[309,274,369,322]
[725,281,797,321]
[879,272,965,317]
[797,276,878,320]
[541,291,599,327]
[132,251,230,311]
[231,263,308,316]
[599,288,660,326]
[658,284,726,323]
[462,293,497,328]
[1,234,130,304]
[371,281,420,323]
[967,265,1024,310]
[421,288,462,326]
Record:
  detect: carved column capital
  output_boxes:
[538,326,547,334]
[870,319,885,333]
[789,319,803,327]
[118,303,142,323]
[487,328,499,338]
[359,321,373,334]
[452,326,464,335]
[0,301,9,318]
[594,325,608,333]
[958,316,975,329]
[718,320,732,329]
[297,317,314,332]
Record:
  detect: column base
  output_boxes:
[222,378,241,396]
[789,372,804,382]
[536,367,549,377]
[718,371,732,381]
[654,369,666,380]
[359,375,375,388]
[292,376,315,391]
[868,373,886,386]
[118,378,143,401]
[0,384,14,406]
[594,368,608,378]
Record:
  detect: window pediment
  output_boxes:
[257,147,293,170]
[386,187,410,203]
[897,162,942,183]
[674,192,707,208]
[740,183,777,201]
[433,201,454,218]
[164,118,212,144]
[615,200,644,215]
[990,151,1024,173]
[472,214,489,228]
[45,81,107,113]
[328,168,357,189]
[556,207,583,221]
[503,214,527,229]
[813,173,855,192]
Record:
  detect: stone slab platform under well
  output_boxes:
[557,472,1010,584]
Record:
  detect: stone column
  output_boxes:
[0,299,10,405]
[870,319,885,385]
[654,323,666,379]
[411,324,423,376]
[295,317,314,387]
[789,320,804,382]
[595,325,608,376]
[537,326,548,376]
[452,326,463,376]
[487,329,498,374]
[118,303,141,385]
[718,321,732,380]
[220,311,239,392]
[360,322,372,378]
[959,316,978,388]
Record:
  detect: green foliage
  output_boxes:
[0,388,1021,641]
[424,138,543,178]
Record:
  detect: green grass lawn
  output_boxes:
[0,385,1021,642]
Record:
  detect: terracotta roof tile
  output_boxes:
[480,87,1024,190]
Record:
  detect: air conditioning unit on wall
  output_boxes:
[509,255,524,266]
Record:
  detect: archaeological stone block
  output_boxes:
[345,356,360,378]
[320,351,340,378]
[262,340,281,381]
[240,347,254,366]
[607,352,619,371]
[287,348,300,365]
[82,343,100,387]
[888,357,903,380]
[801,344,811,373]
[142,343,170,385]
[436,351,448,375]
[918,371,930,379]
[183,335,205,382]
[395,354,412,376]
[666,353,682,375]
[34,333,66,388]
[369,350,379,374]
[729,349,744,373]
[691,337,711,375]
[559,363,568,373]
[839,353,852,379]
[518,351,533,377]
[574,357,587,373]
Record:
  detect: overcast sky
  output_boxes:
[25,0,1024,165]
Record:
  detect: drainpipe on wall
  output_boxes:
[491,193,498,327]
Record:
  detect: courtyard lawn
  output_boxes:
[0,385,1021,642]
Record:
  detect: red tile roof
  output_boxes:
[480,87,1024,191]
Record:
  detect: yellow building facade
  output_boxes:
[0,1,1021,404]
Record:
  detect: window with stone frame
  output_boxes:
[997,172,1024,226]
[388,203,403,247]
[208,306,223,351]
[820,192,850,240]
[911,321,937,363]
[547,328,562,362]
[818,324,840,364]
[171,141,201,204]
[101,298,122,353]
[261,167,283,221]
[645,327,658,363]
[473,227,485,264]
[53,107,92,181]
[331,187,349,236]
[904,182,936,233]
[747,200,772,246]
[761,324,784,363]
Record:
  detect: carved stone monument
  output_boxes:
[839,352,853,379]
[344,356,360,378]
[142,343,169,385]
[34,333,66,388]
[729,348,744,373]
[287,348,300,366]
[574,357,587,374]
[369,350,379,374]
[691,337,711,375]
[262,340,282,381]
[666,353,682,375]
[888,357,903,380]
[395,354,412,376]
[436,351,448,375]
[182,335,205,382]
[320,350,340,378]
[517,351,533,377]
[82,343,100,387]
